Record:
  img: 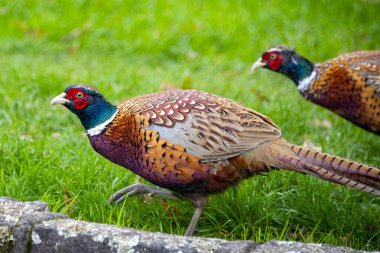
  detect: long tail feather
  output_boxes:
[267,139,380,195]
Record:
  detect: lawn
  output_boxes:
[0,0,379,250]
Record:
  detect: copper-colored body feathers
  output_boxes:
[90,90,281,194]
[310,51,380,133]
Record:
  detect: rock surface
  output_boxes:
[0,197,377,253]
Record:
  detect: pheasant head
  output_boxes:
[251,46,316,90]
[50,84,117,134]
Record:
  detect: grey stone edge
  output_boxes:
[0,197,378,253]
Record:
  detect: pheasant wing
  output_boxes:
[124,90,281,162]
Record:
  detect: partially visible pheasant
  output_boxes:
[51,84,380,236]
[251,46,380,134]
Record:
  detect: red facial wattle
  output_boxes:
[74,96,89,110]
[262,52,283,71]
[66,88,90,110]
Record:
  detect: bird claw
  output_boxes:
[109,183,180,203]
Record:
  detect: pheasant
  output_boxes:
[251,46,380,135]
[51,84,380,236]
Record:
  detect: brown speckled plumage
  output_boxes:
[51,86,380,236]
[252,47,380,134]
[310,51,380,133]
[90,90,281,194]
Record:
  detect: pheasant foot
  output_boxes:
[109,183,181,203]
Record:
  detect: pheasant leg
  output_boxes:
[185,195,208,236]
[110,183,181,203]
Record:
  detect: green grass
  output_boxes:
[0,0,379,250]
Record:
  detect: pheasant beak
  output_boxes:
[50,92,70,106]
[250,58,266,73]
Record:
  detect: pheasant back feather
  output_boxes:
[311,51,380,133]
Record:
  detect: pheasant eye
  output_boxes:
[75,92,84,98]
[270,53,277,60]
